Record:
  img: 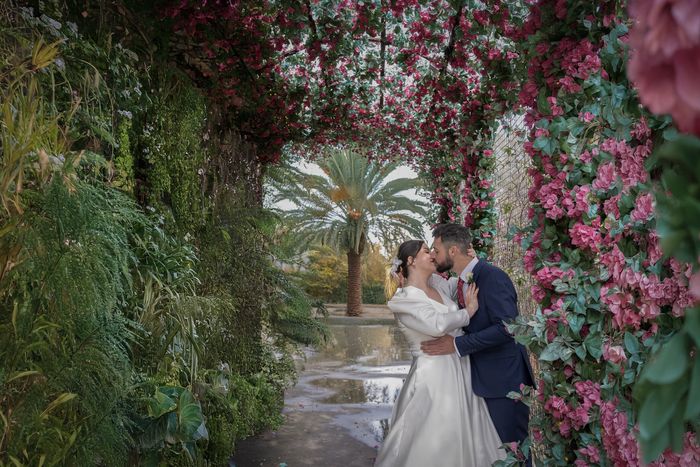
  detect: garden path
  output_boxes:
[232,319,410,467]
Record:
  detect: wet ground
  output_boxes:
[232,324,411,467]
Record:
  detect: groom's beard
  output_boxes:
[435,257,453,273]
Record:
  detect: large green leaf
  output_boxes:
[148,388,178,418]
[643,333,689,384]
[177,389,205,440]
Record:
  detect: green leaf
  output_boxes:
[638,383,680,439]
[624,332,639,355]
[148,387,178,418]
[641,422,671,463]
[685,354,700,419]
[585,334,603,359]
[685,307,700,347]
[569,314,585,334]
[669,400,687,453]
[540,342,566,362]
[40,392,77,419]
[177,389,204,439]
[644,333,689,384]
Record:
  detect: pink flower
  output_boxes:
[628,0,700,135]
[603,344,628,364]
[544,395,569,420]
[523,249,538,273]
[631,193,655,221]
[531,284,547,302]
[579,111,595,122]
[579,445,601,463]
[574,380,601,407]
[534,127,549,138]
[536,266,573,288]
[600,400,641,466]
[647,231,664,265]
[604,194,621,219]
[592,162,617,191]
[631,117,651,140]
[649,432,700,467]
[547,96,564,116]
[570,223,602,251]
[564,365,574,378]
[689,272,700,300]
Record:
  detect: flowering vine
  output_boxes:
[158,1,700,463]
[163,0,524,244]
[511,0,699,464]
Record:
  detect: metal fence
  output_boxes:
[490,114,537,316]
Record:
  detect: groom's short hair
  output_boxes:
[432,223,472,254]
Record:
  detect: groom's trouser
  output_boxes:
[485,398,531,466]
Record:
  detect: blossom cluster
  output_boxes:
[627,0,700,136]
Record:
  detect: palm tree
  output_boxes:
[271,148,429,316]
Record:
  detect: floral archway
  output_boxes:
[163,0,700,463]
[3,0,698,464]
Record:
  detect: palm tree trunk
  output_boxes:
[346,250,363,316]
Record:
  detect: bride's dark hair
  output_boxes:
[394,239,424,279]
[385,239,424,299]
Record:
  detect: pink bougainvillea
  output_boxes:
[628,0,700,136]
[515,1,697,464]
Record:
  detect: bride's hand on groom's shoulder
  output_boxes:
[464,283,479,317]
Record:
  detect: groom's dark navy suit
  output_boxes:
[454,260,535,449]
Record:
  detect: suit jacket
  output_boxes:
[453,260,535,398]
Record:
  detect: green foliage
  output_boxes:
[268,267,330,346]
[1,179,141,465]
[134,385,207,464]
[199,369,285,464]
[138,82,207,233]
[0,28,67,215]
[634,134,700,461]
[18,6,146,158]
[297,246,348,300]
[294,245,388,304]
[113,117,135,192]
[0,12,319,466]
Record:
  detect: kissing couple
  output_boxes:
[374,223,535,467]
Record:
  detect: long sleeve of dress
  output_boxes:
[388,288,470,338]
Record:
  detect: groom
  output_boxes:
[422,223,535,460]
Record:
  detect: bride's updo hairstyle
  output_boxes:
[385,239,424,299]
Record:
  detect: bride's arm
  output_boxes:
[388,294,470,337]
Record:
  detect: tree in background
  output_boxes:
[296,243,390,305]
[272,148,428,315]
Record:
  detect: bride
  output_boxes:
[374,239,505,467]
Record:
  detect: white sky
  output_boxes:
[274,161,434,244]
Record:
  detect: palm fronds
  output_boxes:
[271,147,430,255]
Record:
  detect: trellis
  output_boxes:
[490,113,536,316]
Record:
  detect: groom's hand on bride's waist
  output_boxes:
[420,335,457,356]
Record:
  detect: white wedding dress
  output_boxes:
[375,274,505,467]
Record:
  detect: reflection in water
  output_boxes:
[312,377,404,405]
[369,419,391,443]
[292,324,411,445]
[312,325,411,366]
